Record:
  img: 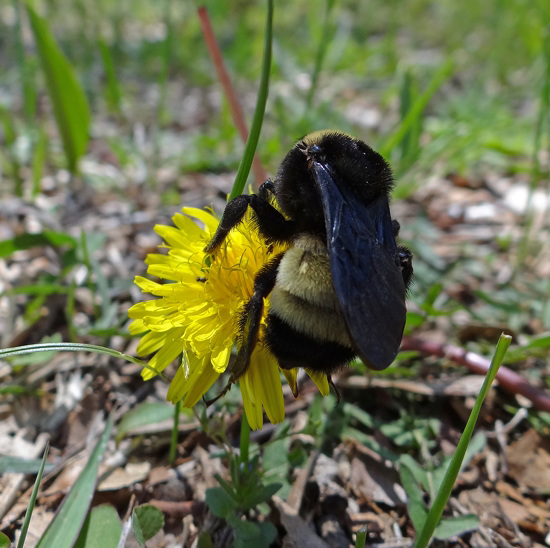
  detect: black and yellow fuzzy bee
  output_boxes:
[205,130,413,390]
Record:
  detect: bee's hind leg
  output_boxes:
[204,254,284,406]
[231,254,283,380]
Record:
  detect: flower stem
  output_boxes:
[239,413,250,466]
[170,400,181,466]
[228,0,273,200]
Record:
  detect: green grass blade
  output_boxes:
[36,414,115,548]
[116,402,176,442]
[239,412,250,466]
[32,126,48,197]
[413,334,511,548]
[0,104,24,196]
[0,342,167,380]
[26,4,91,174]
[169,400,181,465]
[0,230,77,258]
[98,39,122,114]
[379,59,453,159]
[17,443,49,548]
[355,526,367,548]
[397,70,422,174]
[305,0,336,109]
[516,28,550,270]
[0,455,52,475]
[227,0,273,200]
[13,0,36,124]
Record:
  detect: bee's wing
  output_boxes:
[311,162,406,370]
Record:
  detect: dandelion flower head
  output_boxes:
[128,206,330,429]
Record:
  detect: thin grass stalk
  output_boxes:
[198,7,268,186]
[305,0,336,110]
[12,0,36,124]
[379,59,453,158]
[239,412,250,466]
[226,0,273,200]
[0,342,170,381]
[413,334,511,547]
[16,443,50,548]
[515,29,550,270]
[170,400,181,466]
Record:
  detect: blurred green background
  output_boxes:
[1,0,546,183]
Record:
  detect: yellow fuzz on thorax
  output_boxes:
[269,235,352,347]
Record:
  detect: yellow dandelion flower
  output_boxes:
[129,206,327,429]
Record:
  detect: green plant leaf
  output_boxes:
[241,482,281,509]
[132,519,145,547]
[253,521,277,547]
[17,443,49,548]
[0,230,77,258]
[214,473,240,503]
[399,461,427,533]
[342,402,376,428]
[205,487,237,519]
[342,426,398,462]
[116,402,175,442]
[379,58,454,158]
[433,514,479,539]
[36,414,114,548]
[0,385,36,396]
[527,334,550,348]
[74,505,122,548]
[225,515,277,548]
[196,532,215,548]
[32,126,48,196]
[0,104,23,196]
[98,38,122,113]
[132,505,164,544]
[0,456,53,475]
[6,284,71,296]
[26,4,90,173]
[0,532,10,548]
[226,515,261,547]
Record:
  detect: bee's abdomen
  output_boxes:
[269,238,352,346]
[274,237,339,308]
[265,313,356,373]
[264,236,355,372]
[269,287,351,347]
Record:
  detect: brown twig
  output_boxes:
[197,6,267,185]
[401,336,550,413]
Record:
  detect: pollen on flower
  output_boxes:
[128,205,327,429]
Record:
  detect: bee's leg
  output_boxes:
[205,191,296,254]
[258,180,275,199]
[392,219,413,288]
[327,375,341,403]
[204,255,283,405]
[204,195,254,253]
[392,219,401,237]
[398,246,413,289]
[230,254,283,381]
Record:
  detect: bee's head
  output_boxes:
[274,131,393,230]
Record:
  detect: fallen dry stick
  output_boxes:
[400,336,550,413]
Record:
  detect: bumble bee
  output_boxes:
[205,130,413,393]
